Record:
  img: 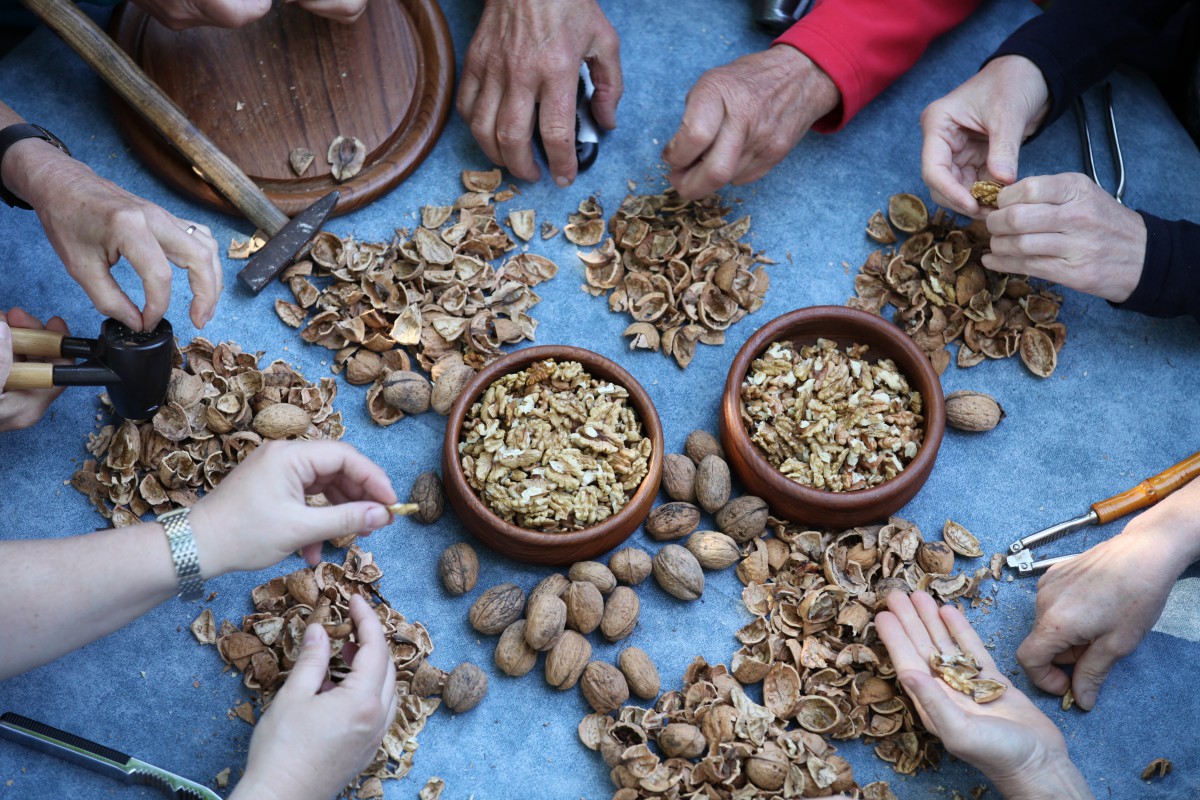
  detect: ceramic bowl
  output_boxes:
[442,345,663,565]
[719,306,945,527]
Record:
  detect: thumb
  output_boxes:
[985,113,1025,185]
[0,321,12,387]
[1070,643,1116,711]
[304,501,391,545]
[898,670,965,738]
[281,623,331,697]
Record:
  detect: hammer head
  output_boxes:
[96,318,176,420]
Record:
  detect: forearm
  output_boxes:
[0,99,84,209]
[1122,474,1200,567]
[990,754,1094,800]
[0,522,178,679]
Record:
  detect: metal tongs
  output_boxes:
[1074,82,1126,205]
[0,712,220,799]
[1007,451,1200,576]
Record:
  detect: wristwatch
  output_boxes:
[0,123,71,209]
[158,507,205,601]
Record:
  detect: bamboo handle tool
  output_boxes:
[1006,451,1200,575]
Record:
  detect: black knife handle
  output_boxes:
[0,712,131,766]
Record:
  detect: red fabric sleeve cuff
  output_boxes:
[773,23,857,133]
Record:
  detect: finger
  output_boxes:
[539,75,579,187]
[0,322,12,387]
[940,604,1002,676]
[996,174,1084,208]
[986,203,1065,236]
[70,258,143,331]
[987,232,1072,259]
[1016,628,1072,696]
[117,228,174,332]
[663,84,725,170]
[980,253,1067,279]
[897,669,967,739]
[985,113,1026,184]
[885,590,938,662]
[910,590,958,655]
[306,502,391,543]
[585,29,622,130]
[457,55,483,123]
[152,218,222,328]
[671,120,744,201]
[342,594,391,694]
[1070,642,1116,711]
[286,441,398,506]
[279,622,331,698]
[920,114,980,216]
[380,646,397,709]
[301,542,323,566]
[495,87,540,182]
[468,82,505,167]
[875,609,929,677]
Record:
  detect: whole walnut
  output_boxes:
[715,495,769,543]
[494,620,538,677]
[568,561,617,595]
[694,455,731,513]
[381,370,431,414]
[564,581,604,635]
[745,742,788,790]
[652,545,704,600]
[916,541,955,574]
[644,502,701,541]
[580,661,629,714]
[618,647,661,700]
[443,663,488,712]
[524,593,567,651]
[431,363,476,415]
[608,548,652,586]
[468,583,525,634]
[684,430,724,465]
[944,390,1005,432]
[658,723,706,759]
[408,470,445,524]
[661,454,696,503]
[545,630,592,690]
[438,542,478,596]
[600,586,639,642]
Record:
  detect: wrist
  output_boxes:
[1123,485,1200,569]
[229,772,284,800]
[3,140,85,210]
[1104,206,1147,303]
[769,44,840,120]
[186,501,231,580]
[986,747,1093,800]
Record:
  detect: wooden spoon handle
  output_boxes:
[1092,451,1200,524]
[10,328,64,358]
[4,363,54,390]
[20,0,290,235]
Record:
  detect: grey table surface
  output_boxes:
[1,0,1199,798]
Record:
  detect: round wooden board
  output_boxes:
[107,0,454,220]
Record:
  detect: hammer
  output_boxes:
[4,318,175,420]
[22,0,336,292]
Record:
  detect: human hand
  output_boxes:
[11,143,221,331]
[231,594,398,800]
[286,0,368,24]
[663,45,839,201]
[0,308,68,432]
[129,0,271,29]
[983,173,1146,303]
[188,440,399,579]
[921,55,1050,217]
[1017,480,1200,711]
[878,591,1093,800]
[457,0,622,186]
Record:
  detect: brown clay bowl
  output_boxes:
[719,306,945,528]
[442,345,664,565]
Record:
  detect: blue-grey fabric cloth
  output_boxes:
[1,1,1199,798]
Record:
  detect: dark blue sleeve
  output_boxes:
[1112,212,1200,320]
[987,0,1187,130]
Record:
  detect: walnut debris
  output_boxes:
[579,514,994,797]
[970,180,1003,207]
[204,547,443,799]
[1141,758,1172,781]
[288,147,315,176]
[576,189,771,369]
[741,339,924,492]
[71,339,343,525]
[929,650,1006,703]
[459,359,651,532]
[279,171,560,426]
[848,194,1065,377]
[328,135,366,182]
[215,767,231,789]
[227,231,267,260]
[419,776,447,800]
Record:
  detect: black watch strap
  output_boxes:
[0,123,71,210]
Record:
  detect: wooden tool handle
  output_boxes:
[10,328,64,358]
[21,0,290,236]
[1092,451,1200,524]
[4,363,54,390]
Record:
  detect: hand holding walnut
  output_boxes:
[230,594,398,800]
[1018,478,1200,711]
[983,173,1146,303]
[920,55,1050,217]
[663,45,839,201]
[877,591,1093,800]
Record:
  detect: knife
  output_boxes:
[0,712,221,799]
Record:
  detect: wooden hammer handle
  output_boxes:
[21,0,290,236]
[4,363,54,390]
[1092,451,1200,524]
[10,328,64,359]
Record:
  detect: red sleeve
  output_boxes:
[774,0,982,132]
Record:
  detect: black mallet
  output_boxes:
[4,318,176,420]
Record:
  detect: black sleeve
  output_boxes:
[987,0,1188,130]
[1112,212,1200,321]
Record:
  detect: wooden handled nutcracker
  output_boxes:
[1006,451,1200,575]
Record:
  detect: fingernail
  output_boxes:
[555,175,570,188]
[366,506,389,529]
[302,623,323,644]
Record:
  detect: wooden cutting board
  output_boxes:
[108,0,454,219]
